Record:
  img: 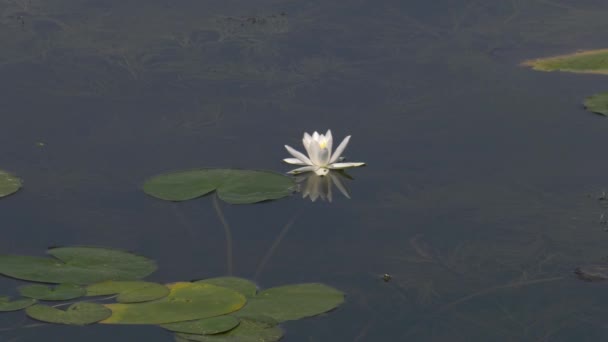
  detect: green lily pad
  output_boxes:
[26,302,111,325]
[230,313,277,327]
[143,169,295,204]
[161,315,240,334]
[101,282,246,325]
[194,277,257,297]
[0,170,22,198]
[176,319,283,342]
[0,296,37,311]
[584,92,608,116]
[87,281,169,303]
[236,283,344,322]
[19,283,85,301]
[0,247,157,284]
[522,49,608,75]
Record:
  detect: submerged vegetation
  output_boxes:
[0,247,344,341]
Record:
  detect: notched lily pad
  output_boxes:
[236,283,344,322]
[0,296,37,311]
[176,319,283,342]
[522,49,608,75]
[101,282,246,325]
[19,283,85,301]
[143,169,295,204]
[26,302,111,325]
[584,92,608,116]
[87,281,169,303]
[0,247,157,284]
[0,170,22,198]
[161,315,240,335]
[194,277,257,297]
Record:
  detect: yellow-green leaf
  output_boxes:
[87,281,169,303]
[26,302,111,325]
[101,282,246,325]
[161,315,240,334]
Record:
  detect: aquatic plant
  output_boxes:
[284,130,365,176]
[0,247,344,341]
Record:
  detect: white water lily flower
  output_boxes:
[283,130,365,176]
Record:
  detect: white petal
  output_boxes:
[285,145,312,165]
[303,132,312,146]
[329,135,351,164]
[314,167,329,176]
[302,132,313,154]
[317,144,330,166]
[312,131,320,141]
[325,129,333,157]
[308,139,321,165]
[287,165,317,174]
[283,158,308,165]
[328,162,365,169]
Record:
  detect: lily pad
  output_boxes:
[101,282,246,325]
[194,277,257,297]
[26,302,111,325]
[0,297,37,311]
[0,170,21,198]
[161,315,240,334]
[236,283,344,322]
[522,49,608,75]
[19,283,85,301]
[584,92,608,116]
[0,247,157,284]
[143,169,295,204]
[86,281,169,303]
[176,319,283,342]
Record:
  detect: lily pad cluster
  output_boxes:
[522,49,608,116]
[0,247,344,341]
[143,169,296,204]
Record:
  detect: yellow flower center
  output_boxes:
[318,139,328,149]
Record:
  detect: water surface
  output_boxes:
[2,0,608,340]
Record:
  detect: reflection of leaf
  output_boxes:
[161,315,240,334]
[0,297,37,311]
[101,282,246,325]
[143,169,295,204]
[176,319,283,342]
[194,277,257,298]
[26,303,111,325]
[236,283,344,322]
[0,247,157,284]
[86,281,169,303]
[0,170,21,198]
[19,283,85,301]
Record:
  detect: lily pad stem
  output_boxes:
[51,294,118,308]
[212,193,233,275]
[255,208,302,280]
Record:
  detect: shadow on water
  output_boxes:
[3,0,608,340]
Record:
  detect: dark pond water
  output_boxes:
[3,0,608,340]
